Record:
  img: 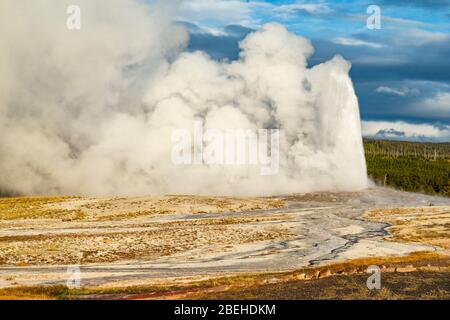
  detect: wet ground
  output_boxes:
[0,188,448,289]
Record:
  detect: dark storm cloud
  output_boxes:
[180,21,253,60]
[309,33,450,123]
[376,128,405,137]
[186,22,450,124]
[310,33,450,83]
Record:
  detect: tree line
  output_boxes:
[364,139,450,197]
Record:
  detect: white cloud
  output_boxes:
[381,16,429,27]
[376,86,420,96]
[274,1,332,16]
[405,29,449,45]
[421,92,450,109]
[362,121,450,142]
[351,56,404,65]
[178,0,332,29]
[178,0,268,28]
[346,14,429,27]
[412,92,450,118]
[389,28,450,46]
[333,37,384,48]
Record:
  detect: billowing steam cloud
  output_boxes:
[0,0,367,196]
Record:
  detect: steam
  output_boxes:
[0,0,367,196]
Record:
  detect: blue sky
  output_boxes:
[174,0,450,141]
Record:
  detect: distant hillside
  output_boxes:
[364,139,450,196]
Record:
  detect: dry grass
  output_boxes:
[192,272,450,300]
[1,252,448,300]
[366,207,450,249]
[0,196,83,220]
[0,195,285,222]
[0,214,295,265]
[0,195,289,265]
[78,196,285,221]
[5,272,448,300]
[1,194,448,300]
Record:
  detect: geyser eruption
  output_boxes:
[0,0,367,196]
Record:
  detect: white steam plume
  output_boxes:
[0,0,367,196]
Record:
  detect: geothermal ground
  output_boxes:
[0,188,449,299]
